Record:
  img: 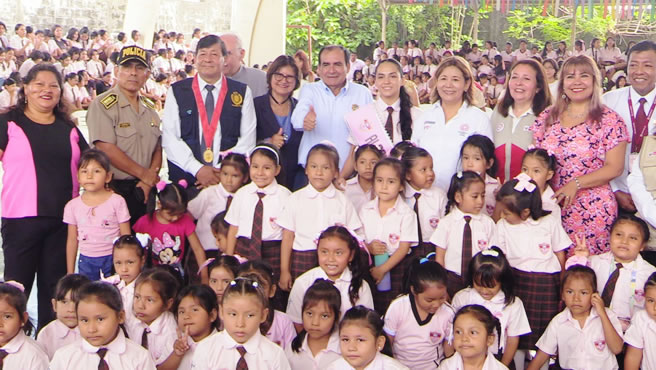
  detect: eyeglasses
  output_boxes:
[272,72,297,83]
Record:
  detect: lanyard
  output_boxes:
[628,90,656,138]
[191,74,228,150]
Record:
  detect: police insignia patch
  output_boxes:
[231,92,243,107]
[140,96,155,109]
[100,94,117,110]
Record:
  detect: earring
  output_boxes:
[561,93,567,101]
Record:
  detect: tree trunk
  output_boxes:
[470,0,480,41]
[378,0,388,43]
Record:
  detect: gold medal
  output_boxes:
[203,148,214,163]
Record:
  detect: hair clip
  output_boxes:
[156,180,167,192]
[420,252,436,264]
[456,171,463,179]
[251,145,280,165]
[230,278,259,288]
[135,233,151,248]
[513,173,536,192]
[4,280,24,292]
[481,249,499,257]
[178,179,188,189]
[546,149,555,157]
[197,258,215,276]
[527,144,536,150]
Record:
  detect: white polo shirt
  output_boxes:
[430,207,498,276]
[497,215,572,273]
[536,307,623,370]
[0,331,48,370]
[326,352,409,370]
[125,311,177,365]
[284,331,341,370]
[359,196,418,255]
[225,181,291,241]
[439,352,509,370]
[451,287,531,354]
[541,186,562,220]
[36,319,80,360]
[188,183,234,251]
[624,309,656,370]
[286,266,374,324]
[276,184,362,252]
[411,101,492,190]
[402,183,448,244]
[383,294,454,369]
[344,175,373,213]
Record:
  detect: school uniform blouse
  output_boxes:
[541,186,562,220]
[403,183,448,244]
[287,266,374,324]
[624,309,656,370]
[536,307,623,370]
[496,215,571,273]
[177,329,218,370]
[267,310,297,349]
[125,311,177,365]
[344,176,373,213]
[358,196,418,255]
[439,352,509,370]
[284,331,341,370]
[451,288,531,355]
[118,278,137,325]
[589,252,656,321]
[225,181,291,241]
[276,183,362,252]
[491,106,536,183]
[430,207,498,276]
[49,330,155,370]
[0,330,49,369]
[326,352,409,370]
[483,176,499,216]
[383,294,454,369]
[191,330,291,370]
[188,183,234,251]
[412,101,493,190]
[36,318,80,359]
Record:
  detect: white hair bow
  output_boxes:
[514,173,536,193]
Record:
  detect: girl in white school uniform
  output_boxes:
[191,277,291,369]
[285,279,342,369]
[495,174,572,355]
[108,235,148,323]
[527,266,624,370]
[431,171,498,298]
[401,147,448,258]
[36,274,90,360]
[188,153,249,253]
[166,285,218,370]
[383,257,454,369]
[277,143,363,291]
[520,148,561,219]
[327,306,409,370]
[411,56,493,190]
[440,305,509,370]
[0,282,49,369]
[50,281,155,370]
[360,158,418,314]
[287,226,374,332]
[344,145,383,213]
[126,268,180,367]
[460,135,500,217]
[225,144,291,282]
[625,272,656,370]
[238,261,296,348]
[451,247,531,368]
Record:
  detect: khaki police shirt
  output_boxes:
[86,86,161,180]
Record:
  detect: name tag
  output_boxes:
[119,122,131,128]
[423,121,436,130]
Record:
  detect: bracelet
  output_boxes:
[574,177,582,190]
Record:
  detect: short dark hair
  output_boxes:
[54,274,91,302]
[266,55,301,91]
[195,35,227,57]
[318,45,350,66]
[627,40,656,62]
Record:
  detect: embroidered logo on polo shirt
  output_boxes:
[538,243,550,254]
[429,332,442,343]
[388,233,400,245]
[270,217,280,229]
[231,92,243,107]
[594,339,606,352]
[477,240,487,251]
[496,122,504,132]
[634,289,645,304]
[423,121,436,130]
[458,123,470,137]
[429,217,440,229]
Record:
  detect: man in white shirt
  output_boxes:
[604,40,656,213]
[219,33,267,98]
[162,35,256,195]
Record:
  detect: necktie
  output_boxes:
[236,345,248,370]
[461,216,473,278]
[632,98,649,153]
[141,328,150,349]
[226,195,234,212]
[602,263,623,307]
[413,193,423,246]
[250,193,266,259]
[0,349,8,370]
[97,348,109,370]
[385,106,394,139]
[205,85,215,121]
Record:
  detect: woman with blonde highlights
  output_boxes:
[530,55,628,255]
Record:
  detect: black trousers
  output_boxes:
[1,216,67,332]
[112,179,152,226]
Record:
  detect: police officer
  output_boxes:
[87,46,162,224]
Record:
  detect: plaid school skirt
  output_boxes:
[414,242,436,261]
[512,268,560,350]
[447,270,466,301]
[374,249,415,315]
[291,249,318,281]
[236,237,261,261]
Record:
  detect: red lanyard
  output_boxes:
[628,90,656,138]
[191,74,228,149]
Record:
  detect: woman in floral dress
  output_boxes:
[531,55,628,255]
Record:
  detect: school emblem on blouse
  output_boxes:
[429,217,440,229]
[429,332,442,344]
[594,339,606,352]
[459,123,470,132]
[634,289,645,304]
[538,243,551,254]
[352,104,359,111]
[388,233,400,245]
[231,91,243,107]
[477,239,488,251]
[269,217,279,229]
[496,122,504,132]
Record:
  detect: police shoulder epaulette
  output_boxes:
[100,93,118,110]
[140,96,155,109]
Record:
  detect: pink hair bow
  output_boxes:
[99,271,122,286]
[527,144,536,150]
[197,258,215,276]
[514,173,536,192]
[4,280,24,292]
[156,181,167,192]
[546,149,555,157]
[565,255,590,269]
[178,179,188,189]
